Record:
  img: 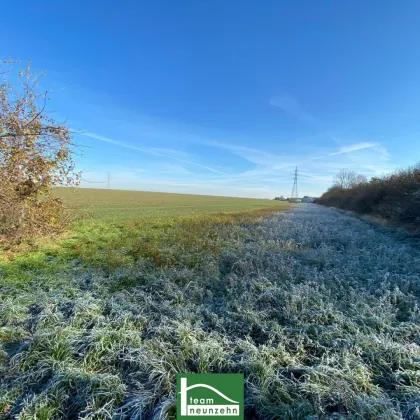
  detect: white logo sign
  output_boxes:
[179,377,240,417]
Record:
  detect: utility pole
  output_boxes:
[291,166,298,202]
[107,172,111,190]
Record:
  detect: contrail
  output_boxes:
[330,142,377,156]
[79,132,228,175]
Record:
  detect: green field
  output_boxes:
[3,189,420,418]
[54,187,291,223]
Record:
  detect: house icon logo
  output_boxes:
[177,374,244,418]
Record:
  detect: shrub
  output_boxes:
[0,59,79,242]
[316,163,420,223]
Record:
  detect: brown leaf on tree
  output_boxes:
[0,59,80,242]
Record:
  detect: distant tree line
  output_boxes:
[316,165,420,224]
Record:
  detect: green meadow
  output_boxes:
[54,188,290,223]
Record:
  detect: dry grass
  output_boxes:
[0,189,291,264]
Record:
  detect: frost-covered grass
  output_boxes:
[1,205,420,419]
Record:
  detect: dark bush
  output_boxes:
[316,163,420,223]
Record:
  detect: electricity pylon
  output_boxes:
[290,166,298,201]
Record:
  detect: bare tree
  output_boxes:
[0,59,80,241]
[353,173,368,186]
[333,169,367,189]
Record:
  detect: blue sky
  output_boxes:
[2,1,420,198]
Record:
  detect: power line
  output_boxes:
[80,178,107,184]
[78,170,110,187]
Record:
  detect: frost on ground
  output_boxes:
[1,205,420,419]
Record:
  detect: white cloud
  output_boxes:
[80,132,229,175]
[71,100,400,198]
[330,142,377,156]
[148,148,194,160]
[270,94,320,127]
[312,142,390,163]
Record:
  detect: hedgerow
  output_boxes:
[316,163,420,224]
